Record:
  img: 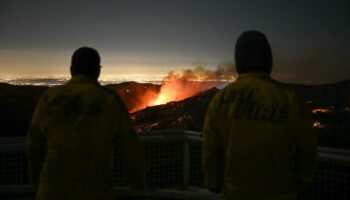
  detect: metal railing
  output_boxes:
[1,130,350,200]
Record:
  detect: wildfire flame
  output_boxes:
[118,63,236,112]
[148,64,237,106]
[151,92,172,105]
[149,76,216,106]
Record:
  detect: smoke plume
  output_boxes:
[149,62,236,106]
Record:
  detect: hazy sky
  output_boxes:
[0,0,349,84]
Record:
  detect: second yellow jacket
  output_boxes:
[203,73,317,200]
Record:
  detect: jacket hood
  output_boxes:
[235,31,272,74]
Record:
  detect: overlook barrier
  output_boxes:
[1,130,350,200]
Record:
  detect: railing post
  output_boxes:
[183,134,190,190]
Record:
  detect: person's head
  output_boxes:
[70,47,101,79]
[235,30,272,75]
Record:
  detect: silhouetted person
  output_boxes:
[203,31,317,200]
[26,47,146,200]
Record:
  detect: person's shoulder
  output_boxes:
[208,83,235,106]
[259,77,284,88]
[269,78,288,87]
[213,84,230,99]
[266,78,298,96]
[98,85,125,104]
[32,85,67,108]
[99,85,118,96]
[269,80,307,108]
[46,84,65,92]
[40,85,64,99]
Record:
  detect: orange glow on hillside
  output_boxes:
[146,64,236,108]
[312,108,333,114]
[151,92,172,105]
[148,71,235,106]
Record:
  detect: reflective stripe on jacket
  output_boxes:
[203,73,317,200]
[26,75,145,200]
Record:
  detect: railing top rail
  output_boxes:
[0,185,221,200]
[318,146,350,156]
[0,137,26,144]
[1,131,349,165]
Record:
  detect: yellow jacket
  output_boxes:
[203,73,317,200]
[26,75,145,200]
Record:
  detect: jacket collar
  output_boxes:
[237,72,271,80]
[67,75,99,85]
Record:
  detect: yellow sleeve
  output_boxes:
[291,94,318,189]
[115,99,146,189]
[26,93,48,186]
[202,93,223,192]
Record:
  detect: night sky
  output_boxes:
[1,0,349,84]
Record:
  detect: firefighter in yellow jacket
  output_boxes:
[203,31,317,200]
[26,47,146,200]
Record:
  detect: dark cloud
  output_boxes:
[0,0,349,83]
[273,47,350,84]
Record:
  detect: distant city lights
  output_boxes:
[312,108,333,114]
[312,121,326,129]
[0,74,165,86]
